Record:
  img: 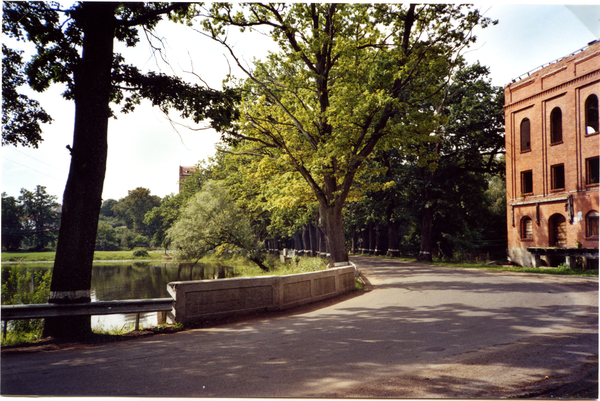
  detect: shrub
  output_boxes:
[133,249,150,258]
[1,267,52,346]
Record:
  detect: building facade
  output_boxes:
[504,40,600,268]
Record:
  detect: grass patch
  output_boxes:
[2,250,168,263]
[92,322,140,336]
[197,253,329,277]
[1,327,44,347]
[357,254,598,277]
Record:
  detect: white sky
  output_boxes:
[1,3,599,202]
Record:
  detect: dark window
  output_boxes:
[521,170,533,194]
[586,95,599,134]
[520,118,531,151]
[521,217,533,239]
[551,164,565,190]
[549,214,567,247]
[550,107,562,144]
[587,157,599,185]
[587,211,599,238]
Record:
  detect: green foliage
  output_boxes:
[1,250,167,262]
[1,186,61,251]
[1,192,24,251]
[133,249,150,258]
[113,187,161,236]
[144,160,217,249]
[95,221,120,251]
[100,199,118,218]
[1,266,52,345]
[194,4,495,262]
[1,43,53,148]
[167,181,267,269]
[345,61,506,260]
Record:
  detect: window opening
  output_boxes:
[521,170,533,195]
[587,211,599,238]
[586,95,599,134]
[551,164,565,190]
[587,157,599,185]
[549,214,567,247]
[521,217,533,239]
[520,118,531,151]
[550,107,562,144]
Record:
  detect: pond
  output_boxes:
[1,261,237,332]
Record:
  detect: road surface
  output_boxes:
[2,256,598,397]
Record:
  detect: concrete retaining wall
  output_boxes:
[166,265,356,324]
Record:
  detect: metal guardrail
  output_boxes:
[1,298,173,338]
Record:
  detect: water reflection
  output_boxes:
[90,262,236,300]
[2,262,237,332]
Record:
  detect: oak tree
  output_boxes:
[197,3,495,264]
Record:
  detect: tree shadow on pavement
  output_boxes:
[2,256,597,398]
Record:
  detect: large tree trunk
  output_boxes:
[387,220,401,257]
[319,204,348,265]
[43,3,116,339]
[301,224,310,256]
[418,197,434,263]
[417,165,438,263]
[375,222,388,256]
[309,223,318,257]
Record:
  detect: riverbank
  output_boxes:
[1,250,170,264]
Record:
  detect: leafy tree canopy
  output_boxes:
[167,181,268,270]
[2,1,241,148]
[187,3,495,262]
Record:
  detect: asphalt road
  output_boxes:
[2,256,598,398]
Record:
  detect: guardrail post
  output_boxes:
[3,320,7,340]
[135,313,140,331]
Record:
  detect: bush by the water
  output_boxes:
[1,266,52,346]
[133,249,150,258]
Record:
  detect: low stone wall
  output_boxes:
[166,265,356,324]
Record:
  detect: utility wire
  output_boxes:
[3,157,65,181]
[5,148,64,172]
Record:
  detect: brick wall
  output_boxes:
[505,41,600,266]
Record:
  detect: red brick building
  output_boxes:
[505,40,599,268]
[179,166,197,193]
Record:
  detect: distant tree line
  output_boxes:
[1,186,61,251]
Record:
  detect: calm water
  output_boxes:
[2,262,237,331]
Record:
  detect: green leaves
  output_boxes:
[167,181,259,262]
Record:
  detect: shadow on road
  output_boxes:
[2,256,598,398]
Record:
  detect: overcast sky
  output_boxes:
[2,3,599,202]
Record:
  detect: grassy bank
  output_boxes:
[1,250,169,263]
[197,253,330,276]
[355,254,599,277]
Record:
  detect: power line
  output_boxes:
[3,157,65,182]
[5,148,65,172]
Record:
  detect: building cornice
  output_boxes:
[504,69,600,111]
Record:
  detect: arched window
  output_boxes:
[586,95,599,134]
[587,211,599,238]
[521,216,533,239]
[549,214,567,247]
[550,107,562,144]
[521,118,531,151]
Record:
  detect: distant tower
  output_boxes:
[179,166,197,192]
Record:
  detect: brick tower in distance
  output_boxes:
[504,40,599,268]
[179,166,197,193]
